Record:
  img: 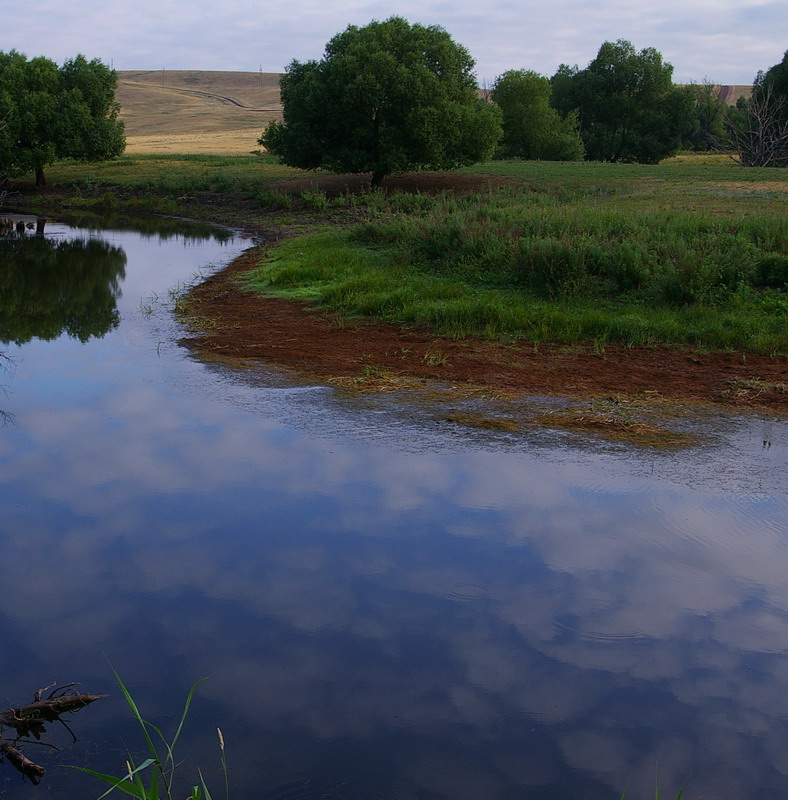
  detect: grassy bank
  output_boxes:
[241,161,788,353]
[245,222,788,353]
[10,153,788,353]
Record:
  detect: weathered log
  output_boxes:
[0,741,45,784]
[0,692,105,739]
[0,684,105,783]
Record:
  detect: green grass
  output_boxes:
[73,671,226,800]
[18,152,788,353]
[44,153,317,195]
[244,214,788,353]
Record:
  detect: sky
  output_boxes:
[3,0,787,86]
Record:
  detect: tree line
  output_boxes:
[261,19,788,183]
[1,21,786,190]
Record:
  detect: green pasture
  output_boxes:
[25,153,788,353]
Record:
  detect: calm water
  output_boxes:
[1,216,787,800]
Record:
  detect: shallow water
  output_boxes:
[0,216,787,800]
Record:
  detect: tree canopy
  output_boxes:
[754,49,788,115]
[0,51,125,186]
[685,80,728,152]
[551,40,695,164]
[259,17,502,186]
[490,69,583,161]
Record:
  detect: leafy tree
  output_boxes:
[754,50,788,119]
[259,16,502,187]
[551,40,695,164]
[0,50,124,186]
[686,79,728,151]
[490,69,583,160]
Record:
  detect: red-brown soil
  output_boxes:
[181,247,788,413]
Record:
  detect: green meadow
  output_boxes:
[29,153,788,354]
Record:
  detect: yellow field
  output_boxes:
[117,71,753,155]
[124,130,264,155]
[117,70,282,154]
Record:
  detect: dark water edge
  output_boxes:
[0,215,787,800]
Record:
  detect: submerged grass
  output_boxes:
[531,408,697,448]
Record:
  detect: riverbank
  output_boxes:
[180,244,788,412]
[8,154,788,412]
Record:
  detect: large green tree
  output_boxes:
[551,40,695,164]
[259,17,502,187]
[491,69,583,160]
[0,51,124,186]
[754,50,788,115]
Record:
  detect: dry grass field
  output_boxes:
[717,84,752,104]
[117,70,282,154]
[116,71,753,155]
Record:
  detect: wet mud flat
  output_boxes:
[181,246,788,416]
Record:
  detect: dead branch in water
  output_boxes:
[0,741,46,785]
[0,683,105,783]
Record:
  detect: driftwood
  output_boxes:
[0,741,46,784]
[0,683,105,783]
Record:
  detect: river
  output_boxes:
[0,215,787,800]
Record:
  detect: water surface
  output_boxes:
[1,216,787,800]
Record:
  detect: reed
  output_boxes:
[73,670,226,800]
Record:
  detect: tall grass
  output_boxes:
[353,190,788,306]
[245,215,788,353]
[73,671,226,800]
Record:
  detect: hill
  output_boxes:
[117,70,282,154]
[116,71,753,155]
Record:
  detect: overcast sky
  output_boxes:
[4,0,786,85]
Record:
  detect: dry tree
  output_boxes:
[725,84,788,167]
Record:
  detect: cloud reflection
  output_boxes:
[1,231,788,799]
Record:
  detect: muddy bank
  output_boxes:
[178,246,788,413]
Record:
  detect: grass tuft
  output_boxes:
[72,671,226,800]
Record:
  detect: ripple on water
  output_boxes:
[448,583,489,601]
[265,778,393,800]
[552,618,647,642]
[551,602,647,642]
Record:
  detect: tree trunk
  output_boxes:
[35,167,46,188]
[370,170,386,188]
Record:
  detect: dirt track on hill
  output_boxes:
[180,248,788,413]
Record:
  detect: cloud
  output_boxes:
[5,0,786,82]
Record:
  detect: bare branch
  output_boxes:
[724,84,788,167]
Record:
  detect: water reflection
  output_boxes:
[0,219,786,800]
[60,212,236,242]
[0,236,126,344]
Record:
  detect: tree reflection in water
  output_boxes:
[0,234,127,344]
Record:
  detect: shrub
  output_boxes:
[754,254,788,288]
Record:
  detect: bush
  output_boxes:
[754,254,788,288]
